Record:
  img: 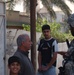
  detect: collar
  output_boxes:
[17,48,29,57]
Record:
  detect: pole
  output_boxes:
[0,1,6,75]
[30,0,37,73]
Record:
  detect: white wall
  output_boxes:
[6,29,42,46]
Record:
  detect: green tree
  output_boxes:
[22,18,74,42]
[22,18,49,32]
[6,0,74,18]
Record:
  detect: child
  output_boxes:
[8,56,21,75]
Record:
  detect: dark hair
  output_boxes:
[42,24,50,31]
[8,56,20,66]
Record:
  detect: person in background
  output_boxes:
[8,56,21,75]
[57,14,74,75]
[13,34,35,75]
[37,24,58,75]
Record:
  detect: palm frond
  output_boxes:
[6,0,74,18]
[41,0,56,19]
[51,0,71,16]
[68,0,74,3]
[6,0,22,10]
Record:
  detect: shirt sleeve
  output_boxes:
[52,40,58,52]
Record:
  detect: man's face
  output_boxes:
[42,29,51,39]
[70,25,74,36]
[23,36,32,51]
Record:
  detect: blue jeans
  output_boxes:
[37,66,56,75]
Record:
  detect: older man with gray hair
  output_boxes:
[13,34,35,75]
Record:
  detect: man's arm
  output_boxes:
[42,52,57,71]
[57,51,67,58]
[46,39,58,68]
[57,51,67,55]
[42,39,58,71]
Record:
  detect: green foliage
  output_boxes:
[50,22,73,42]
[22,18,74,43]
[36,18,49,32]
[50,22,65,42]
[22,18,49,32]
[22,24,30,31]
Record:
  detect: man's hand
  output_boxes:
[41,65,49,71]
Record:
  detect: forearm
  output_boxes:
[48,52,57,68]
[57,51,67,55]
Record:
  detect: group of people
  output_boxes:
[8,14,74,75]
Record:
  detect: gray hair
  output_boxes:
[17,34,29,46]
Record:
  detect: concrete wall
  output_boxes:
[6,29,41,46]
[6,10,30,24]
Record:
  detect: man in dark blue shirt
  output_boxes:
[37,25,58,75]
